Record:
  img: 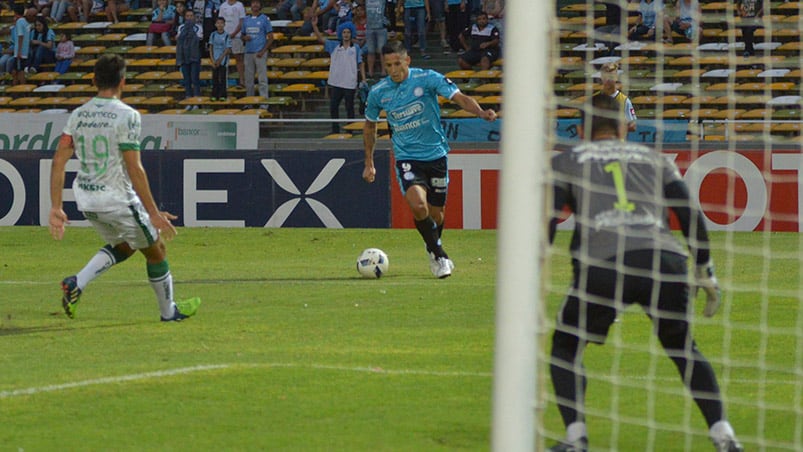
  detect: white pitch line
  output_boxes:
[0,363,492,400]
[251,362,494,378]
[0,364,230,399]
[2,362,799,400]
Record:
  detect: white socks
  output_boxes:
[709,420,736,442]
[76,248,116,289]
[566,421,587,443]
[149,271,176,319]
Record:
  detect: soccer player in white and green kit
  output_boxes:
[49,54,200,322]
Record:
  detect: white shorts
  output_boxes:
[83,200,158,250]
[230,37,244,55]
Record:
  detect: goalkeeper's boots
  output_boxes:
[434,257,454,279]
[61,276,81,319]
[161,297,202,322]
[713,437,744,452]
[546,437,588,452]
[428,250,439,276]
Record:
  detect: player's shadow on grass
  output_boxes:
[0,321,142,336]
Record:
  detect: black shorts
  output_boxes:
[395,156,448,207]
[556,249,690,344]
[460,48,500,66]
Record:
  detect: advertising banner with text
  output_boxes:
[2,146,801,230]
[0,149,390,227]
[390,147,803,232]
[441,119,690,143]
[0,113,258,151]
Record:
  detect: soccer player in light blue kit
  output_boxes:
[362,40,497,278]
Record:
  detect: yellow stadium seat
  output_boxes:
[474,83,501,94]
[273,58,305,68]
[272,44,304,54]
[9,97,40,107]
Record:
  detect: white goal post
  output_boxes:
[494,0,803,451]
[492,0,553,451]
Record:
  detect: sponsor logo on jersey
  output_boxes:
[389,101,424,121]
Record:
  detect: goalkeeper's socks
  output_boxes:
[415,217,447,258]
[566,421,587,444]
[709,420,736,442]
[147,260,176,319]
[76,244,128,289]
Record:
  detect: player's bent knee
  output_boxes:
[657,319,690,349]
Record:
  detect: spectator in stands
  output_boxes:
[79,0,99,22]
[106,0,129,23]
[241,0,273,103]
[0,38,14,77]
[50,0,80,23]
[54,32,75,74]
[429,0,448,53]
[457,11,499,70]
[173,1,187,31]
[29,16,56,74]
[385,0,398,39]
[176,8,203,108]
[482,0,503,46]
[669,0,700,42]
[598,62,637,132]
[11,7,33,85]
[218,0,246,88]
[198,0,221,57]
[277,0,304,21]
[628,0,671,43]
[385,0,398,37]
[401,0,430,59]
[737,0,765,57]
[295,6,315,37]
[208,16,231,100]
[334,0,356,29]
[147,0,177,47]
[364,0,388,79]
[312,18,365,134]
[33,0,54,18]
[353,3,367,48]
[445,0,468,53]
[313,0,337,32]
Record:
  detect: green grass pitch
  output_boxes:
[0,227,799,451]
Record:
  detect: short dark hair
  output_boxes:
[94,54,126,90]
[582,93,623,137]
[381,40,407,57]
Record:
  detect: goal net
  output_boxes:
[512,1,803,451]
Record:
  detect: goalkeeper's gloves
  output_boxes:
[694,262,721,317]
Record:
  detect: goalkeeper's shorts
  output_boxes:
[555,249,690,344]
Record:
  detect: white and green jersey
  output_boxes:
[63,96,142,212]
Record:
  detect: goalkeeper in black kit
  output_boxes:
[546,94,743,452]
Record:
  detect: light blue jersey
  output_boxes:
[209,30,231,65]
[365,67,460,161]
[14,17,30,59]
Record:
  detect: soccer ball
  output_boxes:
[356,248,389,279]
